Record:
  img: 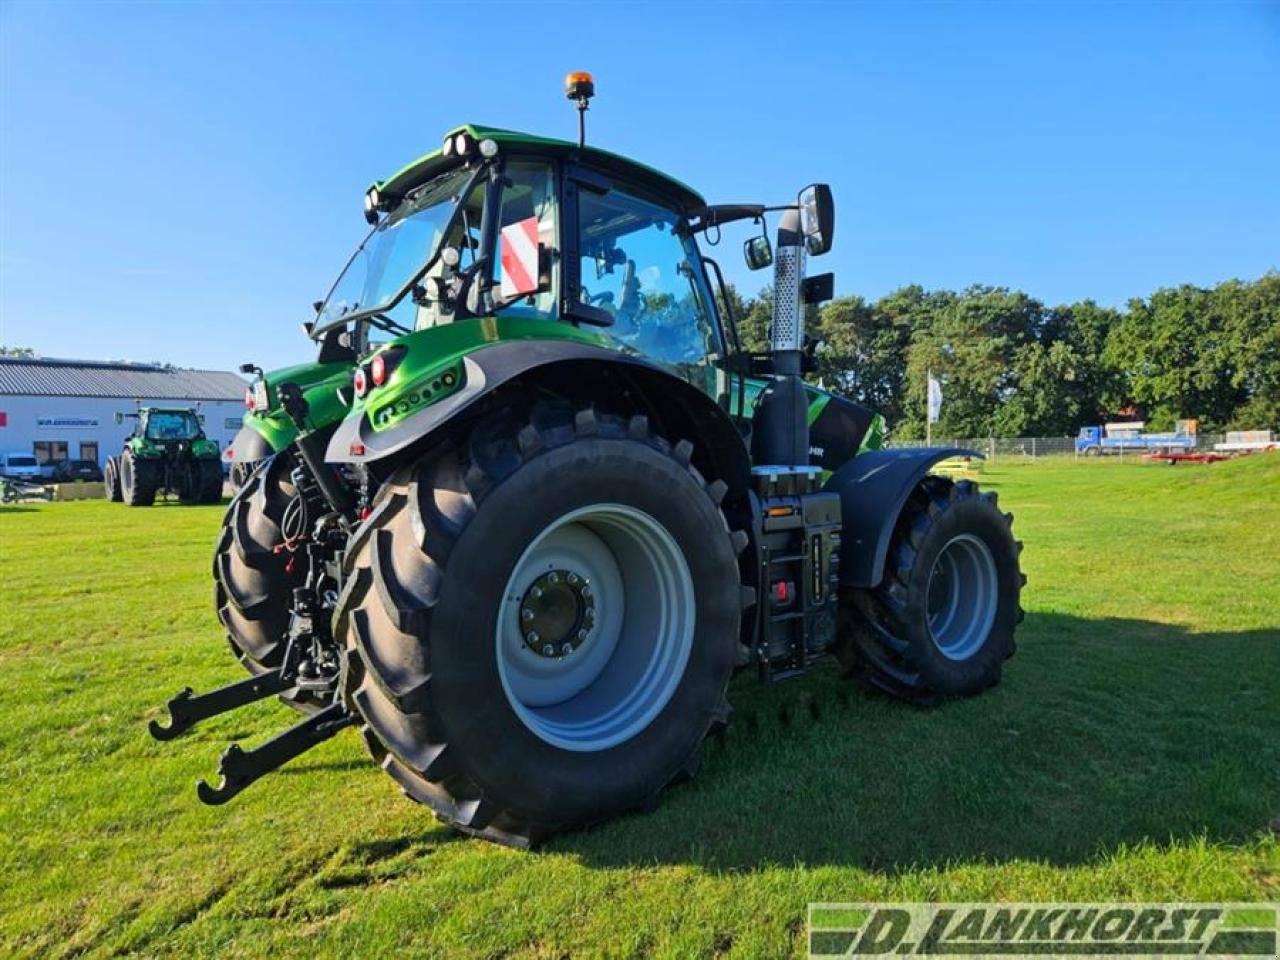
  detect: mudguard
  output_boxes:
[327,339,753,496]
[227,424,277,466]
[823,447,982,588]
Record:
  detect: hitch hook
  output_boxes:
[148,668,290,741]
[196,703,356,805]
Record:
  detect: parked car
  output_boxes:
[0,452,43,480]
[53,459,104,483]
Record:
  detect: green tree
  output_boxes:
[902,286,1040,439]
[810,294,916,428]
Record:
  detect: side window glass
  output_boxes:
[494,162,557,318]
[413,182,486,330]
[577,188,720,366]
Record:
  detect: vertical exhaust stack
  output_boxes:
[752,207,810,467]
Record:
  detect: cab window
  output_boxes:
[412,180,486,331]
[577,188,721,366]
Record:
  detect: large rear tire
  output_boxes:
[835,476,1023,702]
[197,458,225,504]
[337,405,744,846]
[120,450,158,506]
[104,457,123,502]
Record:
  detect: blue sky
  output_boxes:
[2,1,1277,372]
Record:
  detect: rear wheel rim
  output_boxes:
[496,503,695,752]
[925,533,998,661]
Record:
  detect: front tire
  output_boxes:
[836,476,1023,701]
[338,405,744,846]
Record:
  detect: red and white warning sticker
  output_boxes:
[500,216,540,300]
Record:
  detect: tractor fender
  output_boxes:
[326,339,753,497]
[227,423,278,465]
[823,447,982,588]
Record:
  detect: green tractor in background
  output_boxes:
[104,406,224,506]
[154,74,1024,848]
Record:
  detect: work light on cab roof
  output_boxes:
[564,70,595,147]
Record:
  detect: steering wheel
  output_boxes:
[580,286,615,308]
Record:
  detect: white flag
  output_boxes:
[927,374,943,424]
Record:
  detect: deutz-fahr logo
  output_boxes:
[808,903,1279,959]
[370,363,464,432]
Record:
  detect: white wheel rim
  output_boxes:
[496,503,695,752]
[926,533,999,661]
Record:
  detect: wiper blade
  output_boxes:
[366,313,412,336]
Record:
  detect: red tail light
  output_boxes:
[371,353,387,386]
[353,368,368,397]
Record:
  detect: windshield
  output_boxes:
[145,412,200,441]
[315,169,473,333]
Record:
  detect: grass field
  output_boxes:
[1,455,1278,958]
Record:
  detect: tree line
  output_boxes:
[722,272,1279,438]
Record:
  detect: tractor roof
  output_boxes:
[374,124,705,214]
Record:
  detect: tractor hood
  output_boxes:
[242,358,355,451]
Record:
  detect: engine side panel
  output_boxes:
[807,392,882,470]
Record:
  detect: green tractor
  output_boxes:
[105,406,225,506]
[153,75,1024,847]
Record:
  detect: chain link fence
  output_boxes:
[886,434,1231,460]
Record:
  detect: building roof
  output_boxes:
[0,356,247,401]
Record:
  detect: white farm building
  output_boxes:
[0,356,248,469]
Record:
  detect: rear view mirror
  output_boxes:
[798,183,834,256]
[744,234,773,271]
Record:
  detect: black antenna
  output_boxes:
[564,71,595,148]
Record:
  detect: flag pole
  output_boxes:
[926,368,932,446]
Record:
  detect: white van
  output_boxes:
[1,452,43,479]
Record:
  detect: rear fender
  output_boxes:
[824,447,982,588]
[227,423,281,466]
[327,339,753,498]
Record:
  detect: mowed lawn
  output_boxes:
[1,455,1277,958]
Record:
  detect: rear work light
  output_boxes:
[244,387,255,411]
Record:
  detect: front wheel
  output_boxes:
[337,405,745,846]
[836,476,1024,701]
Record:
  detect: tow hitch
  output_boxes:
[196,703,356,804]
[150,393,355,805]
[148,669,291,741]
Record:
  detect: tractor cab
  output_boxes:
[141,408,204,443]
[305,111,723,379]
[312,113,872,473]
